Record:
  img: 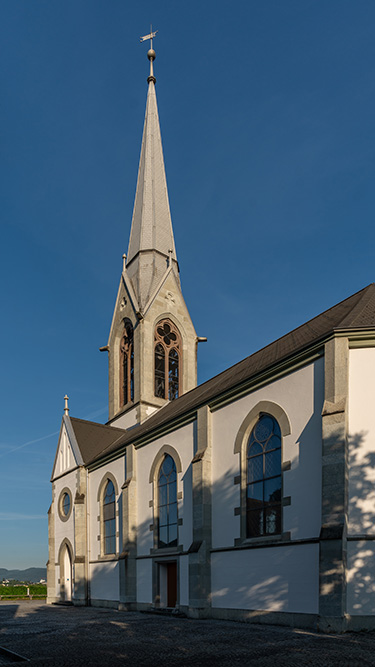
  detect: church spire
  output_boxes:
[126,39,178,312]
[105,36,197,425]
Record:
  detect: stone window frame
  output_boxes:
[233,400,291,545]
[119,318,134,407]
[58,487,73,523]
[154,319,182,401]
[149,445,183,552]
[97,472,120,559]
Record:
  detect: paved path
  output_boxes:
[1,601,375,666]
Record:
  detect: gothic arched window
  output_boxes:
[247,414,282,538]
[154,320,181,401]
[103,479,116,555]
[158,455,178,548]
[120,321,134,406]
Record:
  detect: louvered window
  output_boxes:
[120,321,134,406]
[154,320,181,400]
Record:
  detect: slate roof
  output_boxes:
[127,75,176,264]
[70,284,375,467]
[126,68,177,310]
[69,418,126,466]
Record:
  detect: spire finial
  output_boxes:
[64,395,69,416]
[140,25,157,84]
[122,253,127,272]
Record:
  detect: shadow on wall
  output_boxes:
[347,430,375,615]
[288,358,324,539]
[51,429,375,618]
[55,458,311,613]
[56,461,291,612]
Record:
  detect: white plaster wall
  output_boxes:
[54,470,77,562]
[211,359,324,548]
[137,559,153,603]
[110,407,138,430]
[109,405,158,430]
[90,561,119,601]
[348,348,375,535]
[136,423,195,556]
[88,458,125,560]
[211,544,319,613]
[347,541,375,615]
[179,555,189,607]
[53,425,77,477]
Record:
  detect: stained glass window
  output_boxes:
[246,414,282,538]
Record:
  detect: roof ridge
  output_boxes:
[177,284,373,398]
[254,284,370,353]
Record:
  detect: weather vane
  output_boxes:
[140,26,158,49]
[140,25,157,83]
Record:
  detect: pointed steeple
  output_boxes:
[126,46,178,312]
[105,39,198,426]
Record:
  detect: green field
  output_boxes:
[0,584,46,599]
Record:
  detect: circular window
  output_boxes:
[58,488,72,522]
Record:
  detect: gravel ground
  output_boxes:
[1,601,375,666]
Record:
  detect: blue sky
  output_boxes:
[1,1,375,569]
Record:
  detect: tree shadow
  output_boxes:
[347,430,375,616]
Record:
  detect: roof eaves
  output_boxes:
[87,333,330,468]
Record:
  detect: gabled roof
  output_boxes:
[69,418,126,466]
[73,284,375,467]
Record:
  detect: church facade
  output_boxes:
[47,47,375,633]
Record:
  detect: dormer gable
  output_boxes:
[51,415,84,481]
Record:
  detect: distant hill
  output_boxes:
[0,567,46,583]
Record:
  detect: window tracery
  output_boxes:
[154,320,181,400]
[120,321,134,406]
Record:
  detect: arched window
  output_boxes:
[154,320,181,401]
[120,321,134,406]
[103,480,116,554]
[247,414,282,538]
[158,455,178,548]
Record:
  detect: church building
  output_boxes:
[47,43,375,633]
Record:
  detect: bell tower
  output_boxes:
[104,37,198,428]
